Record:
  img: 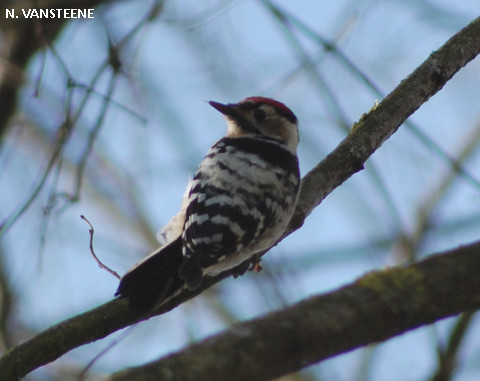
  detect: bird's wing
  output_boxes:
[156,179,191,247]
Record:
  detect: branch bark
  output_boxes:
[110,242,480,381]
[0,13,478,381]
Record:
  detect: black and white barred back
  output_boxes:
[116,97,300,312]
[179,135,300,289]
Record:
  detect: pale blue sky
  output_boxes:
[1,0,480,379]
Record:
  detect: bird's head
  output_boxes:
[209,96,299,154]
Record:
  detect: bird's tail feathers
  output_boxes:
[115,237,184,312]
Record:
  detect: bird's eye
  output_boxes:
[253,109,267,121]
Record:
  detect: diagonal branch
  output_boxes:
[0,14,479,381]
[110,242,480,381]
[290,15,480,230]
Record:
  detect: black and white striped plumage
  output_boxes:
[116,97,300,311]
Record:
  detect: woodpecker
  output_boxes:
[116,97,300,311]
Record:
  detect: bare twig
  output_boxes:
[0,1,158,237]
[78,325,136,380]
[0,14,478,381]
[430,312,475,381]
[81,215,121,280]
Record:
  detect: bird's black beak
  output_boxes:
[208,101,236,116]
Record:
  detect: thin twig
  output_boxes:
[430,312,475,381]
[0,15,478,380]
[80,215,121,280]
[78,325,136,380]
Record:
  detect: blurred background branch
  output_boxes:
[0,1,479,380]
[110,242,480,381]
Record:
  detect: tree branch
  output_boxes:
[110,242,480,381]
[0,14,479,381]
[290,15,480,230]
